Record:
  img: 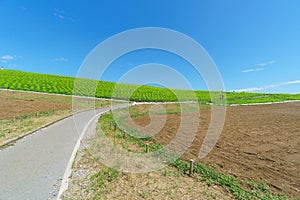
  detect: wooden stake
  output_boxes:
[113,123,117,131]
[189,159,194,176]
[146,143,149,153]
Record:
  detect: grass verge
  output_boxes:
[171,159,290,200]
[0,110,72,144]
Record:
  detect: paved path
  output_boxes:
[0,105,128,200]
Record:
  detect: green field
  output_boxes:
[0,69,299,104]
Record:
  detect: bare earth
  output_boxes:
[0,90,71,120]
[134,102,300,198]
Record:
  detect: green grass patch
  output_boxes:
[99,112,162,153]
[171,159,290,200]
[88,167,120,199]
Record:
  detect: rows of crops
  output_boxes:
[0,69,299,104]
[0,69,207,102]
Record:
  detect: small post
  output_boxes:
[146,143,149,153]
[113,123,117,131]
[189,159,194,176]
[123,130,126,138]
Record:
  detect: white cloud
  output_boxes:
[242,68,265,73]
[235,80,300,92]
[1,55,15,63]
[235,87,264,92]
[241,60,275,73]
[53,8,65,20]
[257,60,275,67]
[54,57,68,62]
[1,55,14,60]
[53,8,73,21]
[284,80,300,85]
[20,6,27,11]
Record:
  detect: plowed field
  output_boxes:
[133,102,300,197]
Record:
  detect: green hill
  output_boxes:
[0,69,299,104]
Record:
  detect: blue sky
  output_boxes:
[0,0,299,93]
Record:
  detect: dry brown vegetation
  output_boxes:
[0,90,111,145]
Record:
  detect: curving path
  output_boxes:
[0,104,129,200]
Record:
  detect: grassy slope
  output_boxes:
[0,69,299,104]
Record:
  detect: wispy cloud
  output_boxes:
[1,55,14,63]
[257,60,275,67]
[53,8,66,20]
[283,80,300,85]
[54,57,68,62]
[242,68,265,73]
[53,8,73,21]
[241,60,275,73]
[20,6,27,11]
[1,55,14,60]
[235,80,300,92]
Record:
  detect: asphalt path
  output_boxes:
[0,104,129,200]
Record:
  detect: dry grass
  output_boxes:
[0,90,112,145]
[63,145,233,200]
[0,110,71,144]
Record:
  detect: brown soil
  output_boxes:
[133,102,300,198]
[0,90,71,119]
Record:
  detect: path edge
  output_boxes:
[0,109,95,149]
